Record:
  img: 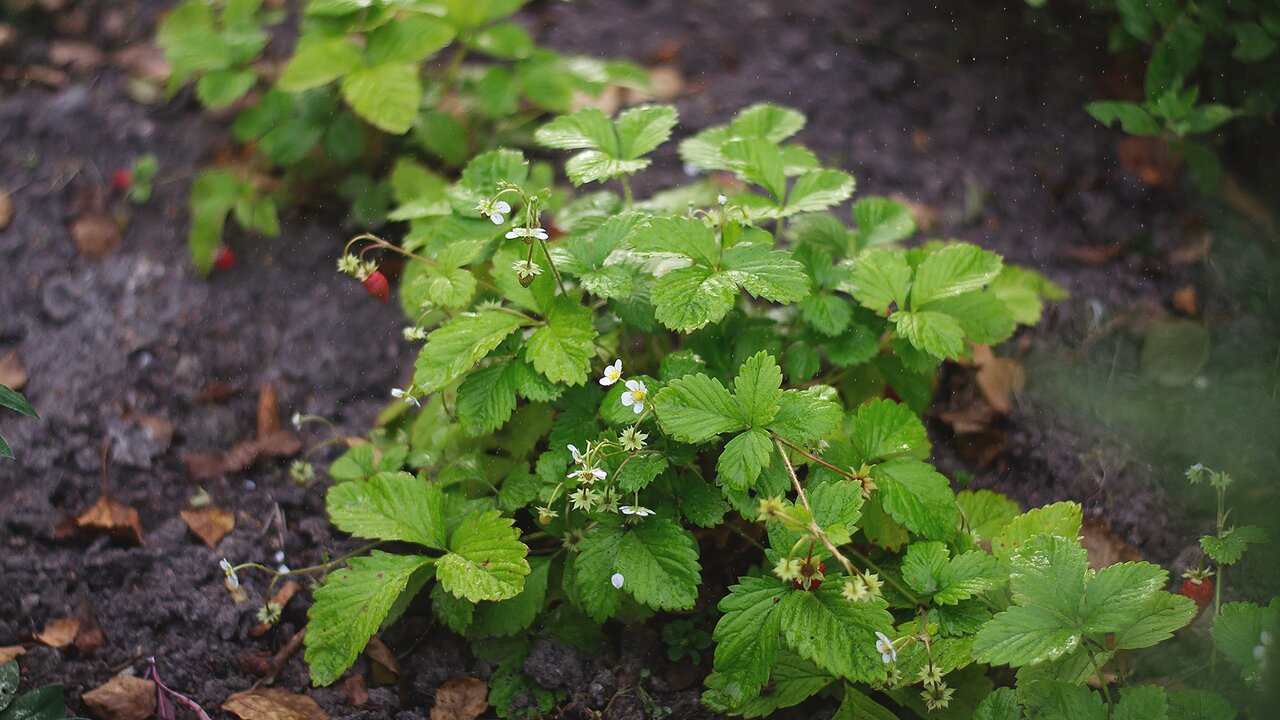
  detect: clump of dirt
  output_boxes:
[1,0,1206,717]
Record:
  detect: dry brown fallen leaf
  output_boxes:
[222,688,329,720]
[82,674,156,720]
[257,385,280,439]
[1080,516,1144,570]
[1119,135,1180,190]
[889,194,939,233]
[0,190,12,231]
[430,677,488,720]
[1173,285,1199,317]
[340,676,368,708]
[71,212,121,259]
[0,646,25,663]
[48,40,104,72]
[364,636,399,686]
[1066,244,1123,266]
[76,494,145,546]
[184,430,302,481]
[0,350,26,390]
[973,352,1025,415]
[249,581,303,637]
[73,601,107,654]
[111,43,170,83]
[34,617,80,648]
[181,507,235,548]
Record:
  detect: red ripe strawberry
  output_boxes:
[1178,576,1214,612]
[111,169,133,191]
[214,246,236,272]
[362,270,390,303]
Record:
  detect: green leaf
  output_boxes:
[0,661,18,713]
[195,68,256,109]
[851,398,929,464]
[853,197,916,248]
[1166,689,1237,720]
[956,490,1021,542]
[571,522,626,621]
[630,216,720,268]
[783,169,855,216]
[278,35,361,91]
[1112,592,1198,650]
[1211,599,1279,679]
[731,652,832,718]
[614,517,701,610]
[734,351,783,426]
[340,62,421,134]
[1233,21,1278,62]
[457,362,520,436]
[1114,686,1169,720]
[615,105,679,159]
[872,459,958,539]
[0,386,37,418]
[720,242,811,304]
[928,291,1016,345]
[436,511,530,602]
[526,296,596,385]
[849,248,911,312]
[650,265,737,332]
[767,388,843,445]
[364,14,454,65]
[305,551,434,686]
[536,106,677,184]
[1082,561,1170,632]
[1019,680,1106,720]
[910,244,1002,307]
[653,373,746,443]
[1200,525,1269,565]
[326,472,447,549]
[468,21,534,59]
[973,687,1021,720]
[991,502,1082,562]
[615,454,668,493]
[722,138,787,199]
[716,428,774,491]
[470,558,550,638]
[1087,101,1162,136]
[413,310,529,394]
[901,541,949,596]
[778,584,895,682]
[799,294,853,336]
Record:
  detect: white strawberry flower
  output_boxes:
[620,379,648,414]
[569,466,607,484]
[505,227,549,241]
[611,573,625,589]
[875,631,897,664]
[567,444,585,465]
[219,558,240,589]
[620,505,654,517]
[390,387,420,407]
[599,359,623,386]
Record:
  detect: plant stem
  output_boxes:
[620,176,634,209]
[537,236,568,295]
[774,438,857,577]
[774,434,869,491]
[845,547,919,605]
[1087,649,1114,713]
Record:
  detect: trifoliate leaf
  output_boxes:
[892,310,967,359]
[363,14,454,65]
[853,197,916,249]
[571,521,627,621]
[734,351,783,426]
[849,248,911,313]
[934,550,1004,605]
[1200,525,1269,565]
[778,584,895,682]
[526,296,596,385]
[722,138,788,199]
[1211,599,1279,678]
[990,265,1067,326]
[436,510,530,602]
[709,573,788,704]
[305,552,434,686]
[339,62,420,134]
[413,310,530,393]
[910,244,1003,307]
[927,290,1016,345]
[456,362,519,436]
[653,373,746,443]
[717,428,774,491]
[536,106,677,184]
[872,459,957,540]
[851,398,929,464]
[991,502,1082,562]
[327,472,448,549]
[901,541,949,596]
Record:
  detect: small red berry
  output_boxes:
[1178,577,1213,612]
[111,169,133,191]
[362,270,390,302]
[214,246,236,272]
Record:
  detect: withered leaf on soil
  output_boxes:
[82,674,156,720]
[222,688,329,720]
[429,677,488,720]
[71,212,121,259]
[972,345,1026,415]
[0,350,27,390]
[34,617,79,648]
[75,494,145,546]
[257,385,280,439]
[73,601,107,653]
[0,190,12,231]
[184,430,301,481]
[339,676,368,708]
[0,647,26,663]
[111,43,170,83]
[1173,285,1198,317]
[249,581,302,637]
[364,636,399,687]
[1080,516,1144,570]
[1118,135,1179,190]
[48,40,105,72]
[1066,244,1123,266]
[180,507,235,548]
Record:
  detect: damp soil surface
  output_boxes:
[0,1,1209,718]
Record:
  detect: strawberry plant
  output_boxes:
[0,385,36,460]
[157,0,648,273]
[218,101,1261,718]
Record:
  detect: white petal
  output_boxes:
[505,230,520,239]
[882,652,893,664]
[496,200,511,213]
[620,392,635,407]
[632,402,644,414]
[490,213,504,225]
[599,375,617,386]
[533,229,549,240]
[591,468,606,479]
[611,573,625,589]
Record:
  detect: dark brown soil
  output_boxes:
[0,0,1238,718]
